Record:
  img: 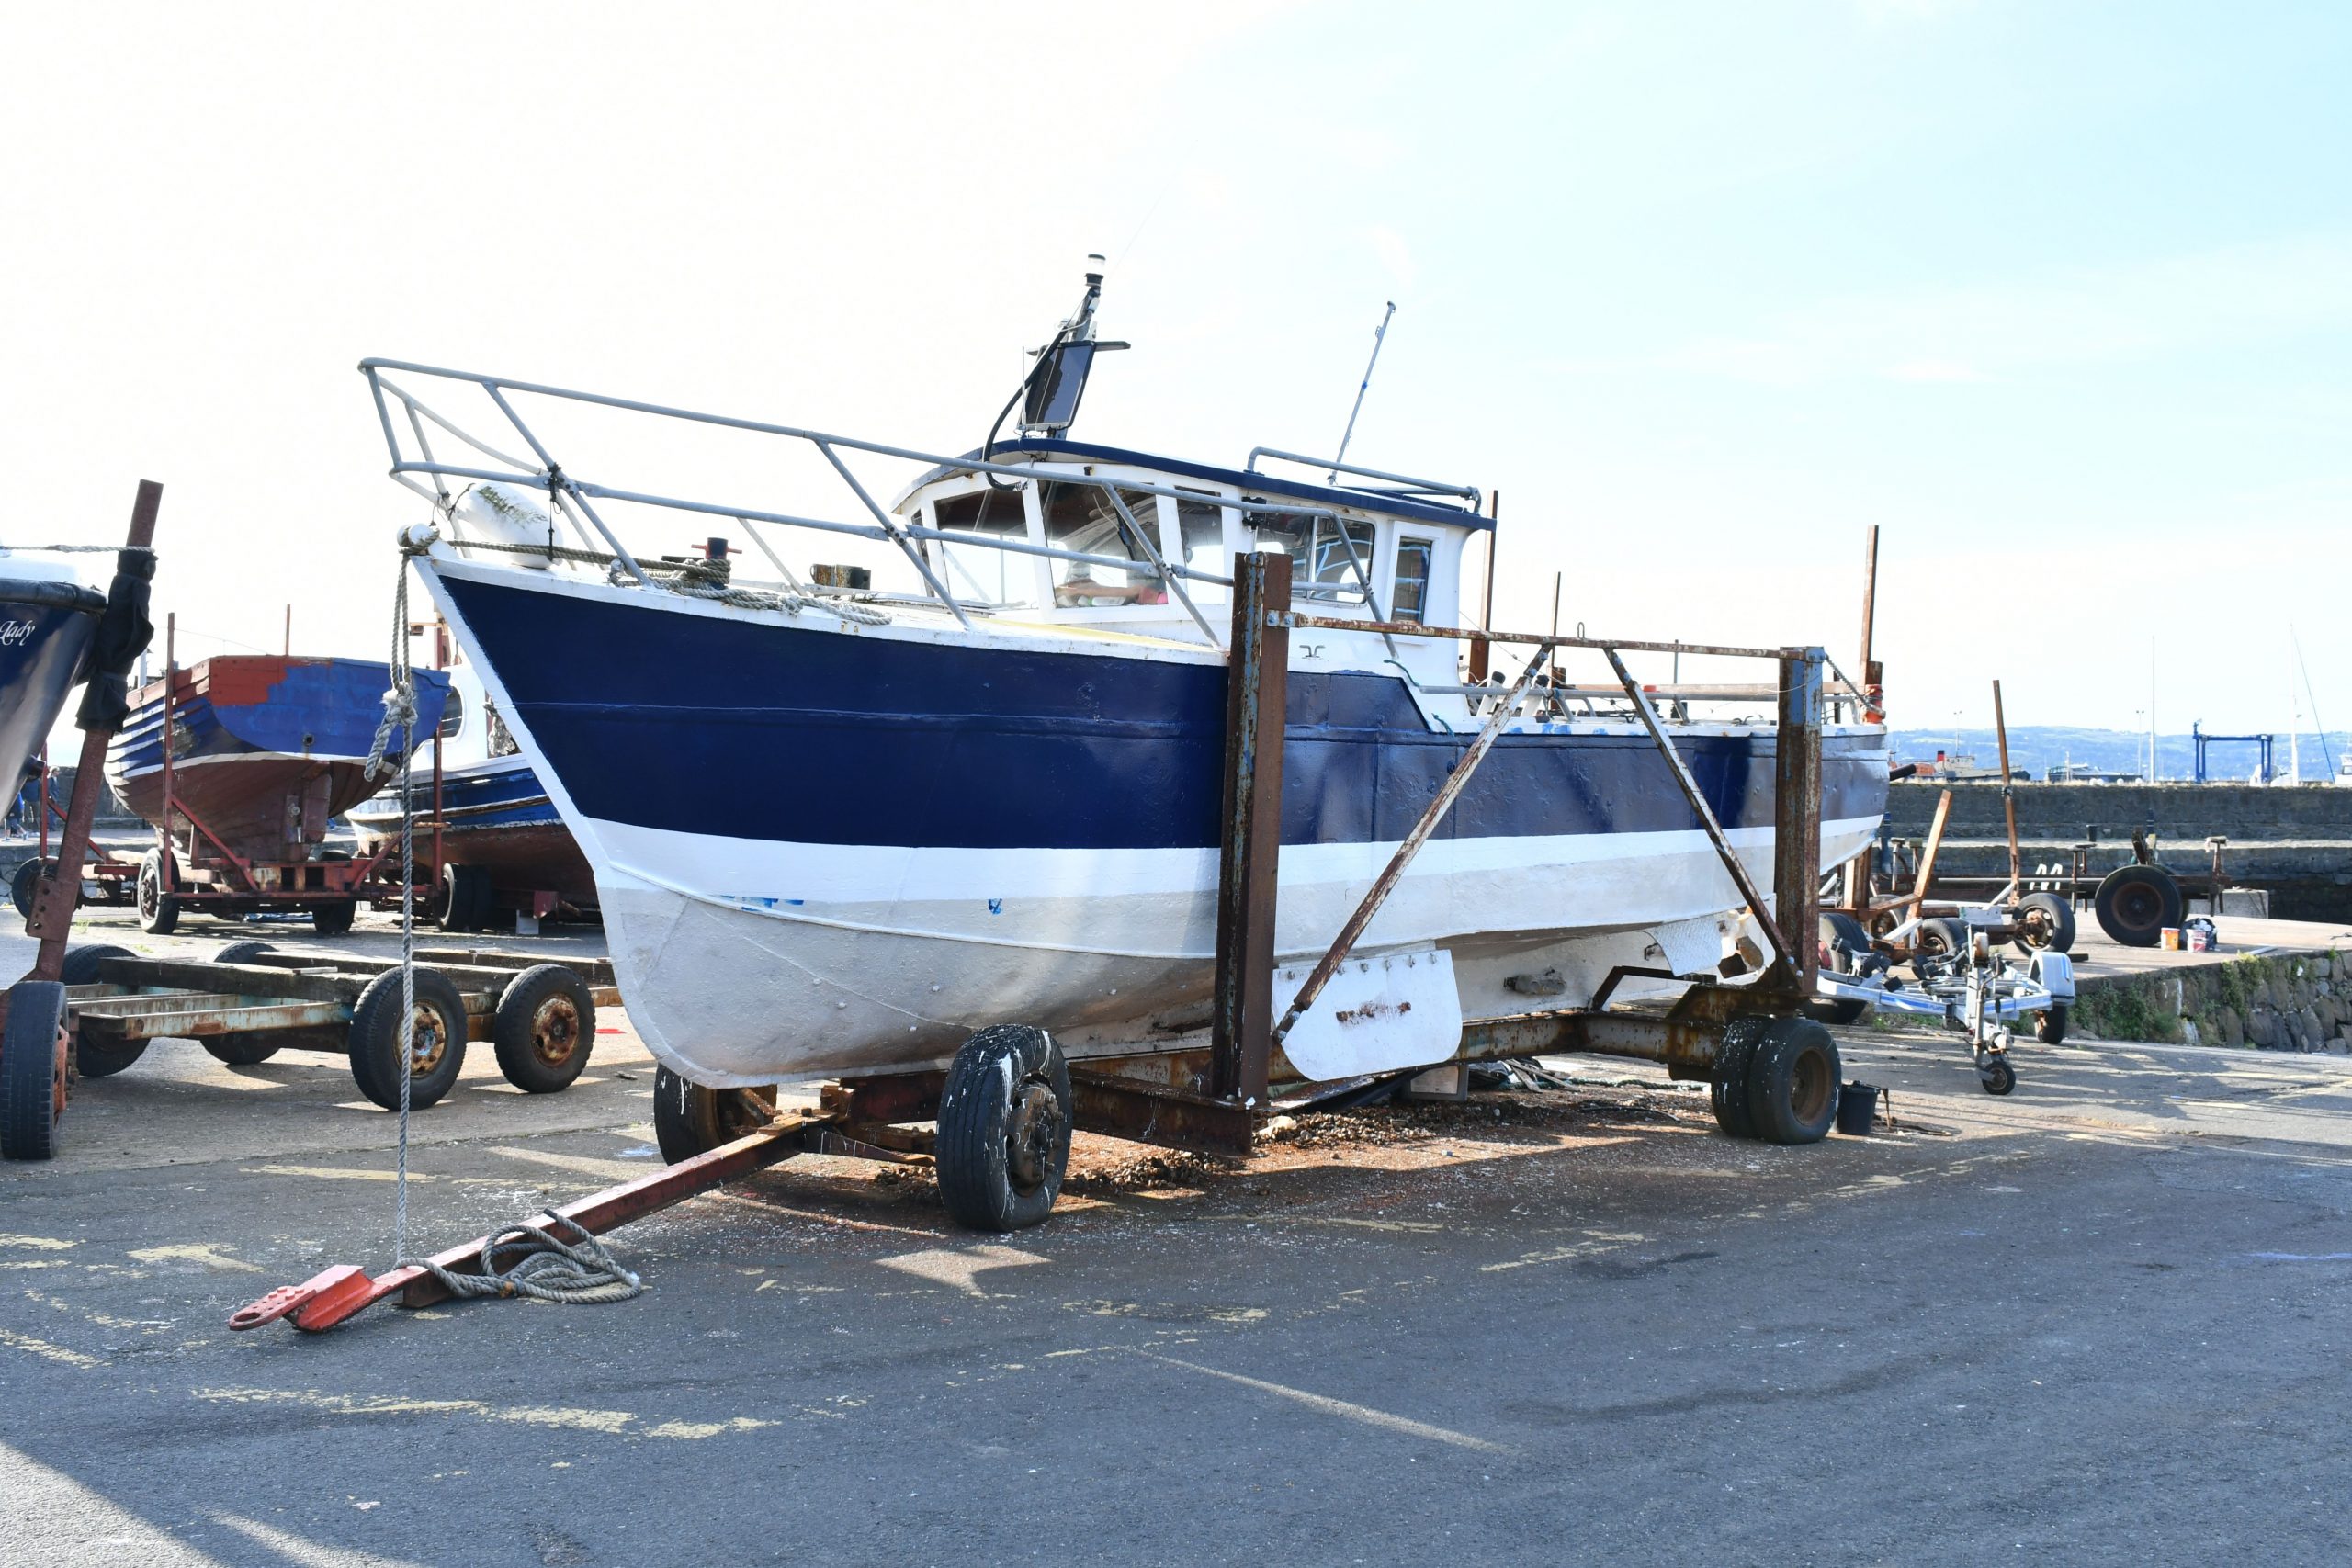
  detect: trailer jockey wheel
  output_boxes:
[1743,1015,1842,1145]
[652,1066,778,1162]
[0,981,73,1161]
[492,964,596,1094]
[136,848,179,936]
[1978,1050,2017,1097]
[936,1024,1071,1232]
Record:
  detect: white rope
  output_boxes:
[379,538,643,1307]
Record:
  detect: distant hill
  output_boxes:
[1888,727,2350,784]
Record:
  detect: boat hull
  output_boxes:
[0,580,101,796]
[350,756,597,907]
[424,558,1889,1086]
[106,657,448,863]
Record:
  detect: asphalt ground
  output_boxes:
[4,906,2352,1565]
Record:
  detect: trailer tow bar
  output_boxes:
[228,1110,825,1334]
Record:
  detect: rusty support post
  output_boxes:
[24,481,163,982]
[1210,551,1289,1107]
[1993,679,2021,896]
[1772,648,1825,992]
[1468,491,1496,682]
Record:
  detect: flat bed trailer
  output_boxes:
[62,943,613,1111]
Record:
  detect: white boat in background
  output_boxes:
[354,269,1890,1092]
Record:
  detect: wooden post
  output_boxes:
[1993,678,2021,896]
[1772,647,1825,993]
[1209,551,1290,1106]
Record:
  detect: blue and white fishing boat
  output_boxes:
[349,647,596,923]
[0,551,107,796]
[356,271,1888,1092]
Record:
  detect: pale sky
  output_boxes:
[4,1,2345,734]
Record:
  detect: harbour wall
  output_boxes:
[1883,781,2352,922]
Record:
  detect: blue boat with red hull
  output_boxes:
[104,655,447,932]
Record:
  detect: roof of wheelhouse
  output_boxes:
[895,438,1494,531]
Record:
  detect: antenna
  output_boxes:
[1329,301,1396,482]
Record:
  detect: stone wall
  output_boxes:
[2070,949,2352,1054]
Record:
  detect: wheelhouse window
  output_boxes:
[1248,511,1374,605]
[930,488,1035,607]
[1173,489,1227,604]
[1040,482,1167,607]
[1392,536,1433,624]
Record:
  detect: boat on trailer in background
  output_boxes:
[355,265,1890,1229]
[0,550,108,807]
[350,627,597,931]
[103,648,448,935]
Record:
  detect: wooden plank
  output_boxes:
[89,956,368,1004]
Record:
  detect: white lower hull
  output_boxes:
[589,814,1880,1085]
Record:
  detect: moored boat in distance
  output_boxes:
[356,268,1889,1094]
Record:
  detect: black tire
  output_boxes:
[2094,865,2181,949]
[345,967,469,1111]
[1710,1017,1765,1138]
[310,900,356,937]
[492,964,595,1094]
[1818,912,1871,972]
[203,1034,282,1066]
[1980,1054,2018,1096]
[2034,1006,2069,1045]
[935,1024,1072,1232]
[0,981,71,1160]
[213,940,275,966]
[62,945,145,1077]
[651,1065,777,1162]
[1913,917,1967,974]
[2012,891,2076,955]
[11,857,51,923]
[1745,1015,1842,1145]
[435,864,493,932]
[136,847,179,935]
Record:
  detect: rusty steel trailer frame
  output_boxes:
[67,948,620,1051]
[230,550,1844,1334]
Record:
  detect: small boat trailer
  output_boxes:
[232,552,1880,1331]
[61,943,614,1111]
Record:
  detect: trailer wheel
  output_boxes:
[0,981,71,1160]
[10,857,52,922]
[203,1035,282,1066]
[2012,891,2076,955]
[1745,1016,1842,1145]
[213,940,275,966]
[346,968,469,1111]
[1912,917,1966,974]
[1710,1017,1765,1139]
[136,848,179,935]
[936,1024,1071,1232]
[61,945,145,1077]
[652,1066,778,1162]
[2034,1006,2069,1046]
[435,864,492,932]
[2094,865,2180,949]
[492,964,595,1094]
[1811,912,1872,1024]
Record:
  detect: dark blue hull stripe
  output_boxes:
[439,574,1887,854]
